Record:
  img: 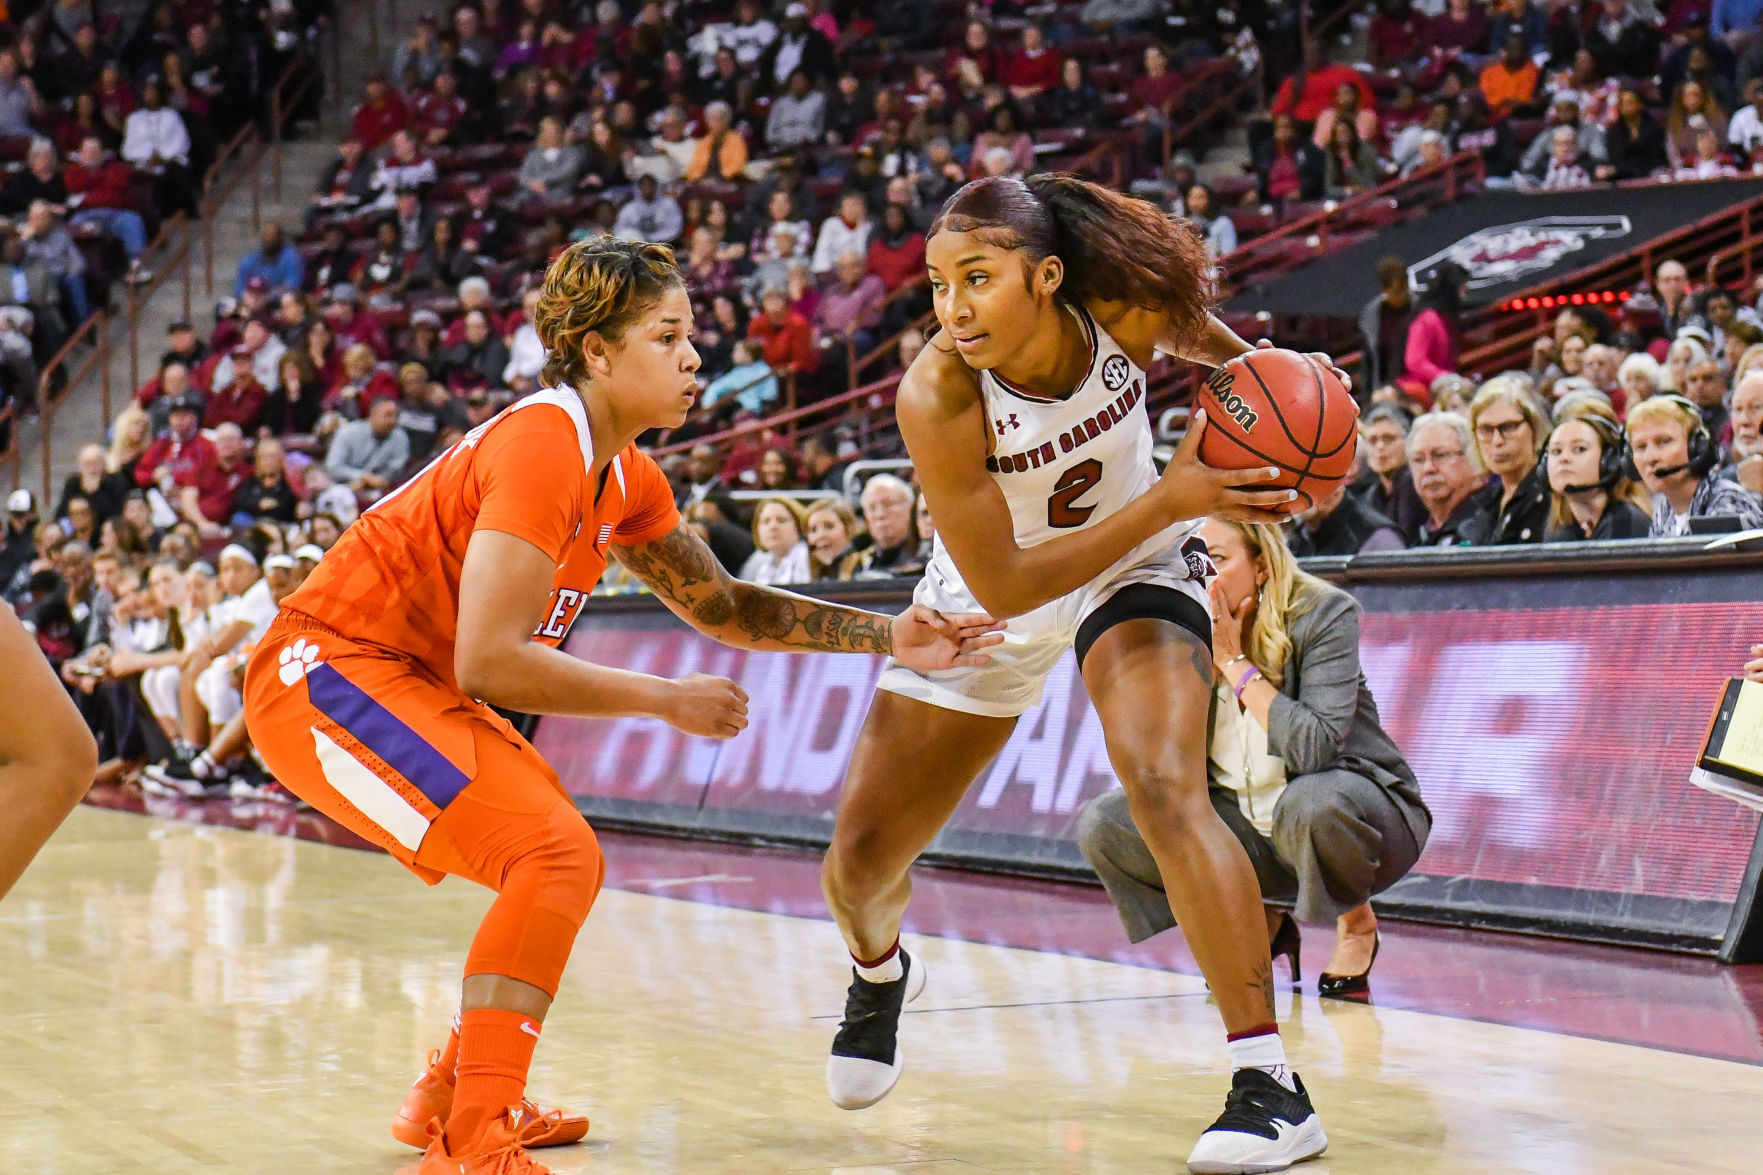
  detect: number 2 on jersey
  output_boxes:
[1047,458,1103,528]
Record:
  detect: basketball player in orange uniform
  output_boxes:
[242,238,1002,1175]
[0,602,98,903]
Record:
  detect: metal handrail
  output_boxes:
[30,309,110,502]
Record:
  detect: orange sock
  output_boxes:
[436,1010,462,1078]
[446,1008,540,1151]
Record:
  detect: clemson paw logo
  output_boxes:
[277,638,322,685]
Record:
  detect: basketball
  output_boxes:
[1195,348,1359,510]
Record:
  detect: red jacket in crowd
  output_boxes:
[867,232,926,293]
[192,454,251,523]
[749,309,819,375]
[134,429,217,490]
[66,159,137,211]
[350,92,411,152]
[1271,63,1376,123]
[203,377,271,434]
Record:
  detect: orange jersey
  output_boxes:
[283,388,678,692]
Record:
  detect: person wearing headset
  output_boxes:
[1625,394,1763,537]
[1544,413,1655,540]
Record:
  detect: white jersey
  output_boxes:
[974,303,1200,558]
[886,305,1213,718]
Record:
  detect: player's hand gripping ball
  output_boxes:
[1195,347,1359,510]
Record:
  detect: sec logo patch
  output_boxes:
[1101,353,1129,391]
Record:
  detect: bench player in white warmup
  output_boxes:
[820,174,1339,1174]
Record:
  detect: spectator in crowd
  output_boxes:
[1480,30,1542,119]
[811,191,873,276]
[1404,263,1466,392]
[519,116,584,195]
[1079,519,1428,1000]
[815,252,886,364]
[675,443,725,509]
[970,103,1036,181]
[1357,403,1429,543]
[857,473,919,574]
[1675,117,1742,178]
[1618,349,1664,406]
[614,173,684,244]
[0,489,39,595]
[1627,394,1763,535]
[325,396,409,500]
[271,352,325,436]
[685,101,749,182]
[1049,57,1104,129]
[1255,112,1326,204]
[1003,24,1062,103]
[798,431,851,494]
[1724,370,1763,474]
[1537,125,1594,189]
[8,138,70,217]
[1522,92,1609,176]
[180,422,251,535]
[866,203,926,294]
[66,136,149,281]
[1359,257,1413,395]
[121,81,192,215]
[738,496,813,586]
[1729,78,1763,158]
[350,75,410,151]
[1601,86,1670,181]
[0,229,64,353]
[805,496,868,580]
[134,394,214,491]
[1684,356,1732,440]
[1408,410,1488,545]
[1184,184,1238,261]
[441,310,512,392]
[1452,90,1520,178]
[57,444,124,528]
[18,199,88,326]
[1272,43,1376,127]
[1666,81,1728,166]
[231,437,299,525]
[762,3,836,88]
[1585,0,1656,79]
[1289,479,1406,557]
[1323,121,1384,197]
[1544,413,1654,541]
[235,224,305,299]
[1312,81,1382,153]
[0,48,41,139]
[1465,377,1550,544]
[767,69,826,151]
[701,339,779,417]
[749,284,818,381]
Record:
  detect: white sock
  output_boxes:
[1228,1031,1295,1092]
[853,942,904,983]
[191,751,217,779]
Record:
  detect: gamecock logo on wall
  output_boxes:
[1409,216,1633,290]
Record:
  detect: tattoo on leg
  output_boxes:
[1247,958,1276,1020]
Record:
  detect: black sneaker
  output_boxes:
[1187,1068,1327,1174]
[825,950,926,1110]
[142,754,226,798]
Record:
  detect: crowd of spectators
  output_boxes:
[1329,248,1763,556]
[0,0,326,430]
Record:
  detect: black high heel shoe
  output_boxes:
[1317,931,1380,999]
[1270,912,1302,985]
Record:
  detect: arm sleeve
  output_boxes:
[471,408,584,562]
[1266,592,1363,776]
[611,449,683,546]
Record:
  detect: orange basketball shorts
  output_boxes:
[243,613,604,993]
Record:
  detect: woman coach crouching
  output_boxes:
[1077,519,1430,998]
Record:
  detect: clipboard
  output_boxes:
[1692,678,1763,812]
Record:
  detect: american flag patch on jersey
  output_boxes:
[597,523,614,548]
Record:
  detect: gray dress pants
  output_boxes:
[1076,770,1431,937]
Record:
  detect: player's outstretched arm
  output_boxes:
[456,527,749,739]
[901,337,1296,619]
[0,601,98,902]
[609,523,1003,671]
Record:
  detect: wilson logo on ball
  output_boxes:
[1204,368,1259,431]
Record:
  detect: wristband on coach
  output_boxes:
[1233,666,1263,701]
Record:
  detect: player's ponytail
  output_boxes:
[535,237,682,389]
[928,173,1215,351]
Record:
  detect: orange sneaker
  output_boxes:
[392,1051,589,1150]
[415,1109,555,1175]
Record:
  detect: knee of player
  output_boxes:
[35,721,98,805]
[826,823,902,888]
[530,805,606,898]
[1118,765,1210,830]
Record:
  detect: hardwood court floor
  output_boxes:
[4,805,1762,1174]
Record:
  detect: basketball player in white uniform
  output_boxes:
[819,175,1340,1174]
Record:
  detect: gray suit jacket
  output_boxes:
[1259,581,1427,825]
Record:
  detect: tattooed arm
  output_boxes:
[609,523,1003,667]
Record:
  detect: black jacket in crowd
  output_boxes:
[1289,494,1407,557]
[1545,499,1654,542]
[1465,461,1552,546]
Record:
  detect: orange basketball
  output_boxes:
[1195,348,1358,510]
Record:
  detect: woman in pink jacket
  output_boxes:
[1403,262,1467,400]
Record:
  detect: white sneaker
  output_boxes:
[1187,1068,1327,1174]
[825,951,927,1110]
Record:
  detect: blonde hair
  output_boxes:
[1735,342,1763,382]
[535,237,682,388]
[749,496,808,549]
[1625,393,1702,438]
[1467,373,1547,463]
[107,402,151,472]
[1217,520,1328,688]
[804,497,864,578]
